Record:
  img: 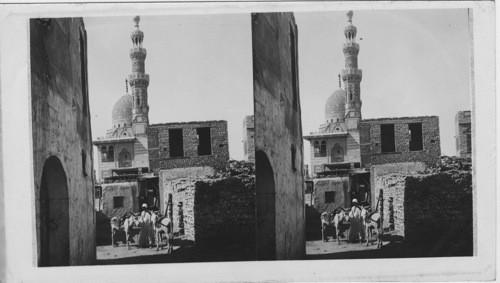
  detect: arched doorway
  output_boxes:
[255,150,276,260]
[118,148,132,168]
[331,143,344,163]
[39,156,69,266]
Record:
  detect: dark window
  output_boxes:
[320,140,327,157]
[409,123,423,151]
[101,146,107,162]
[169,129,184,158]
[325,191,335,203]
[197,127,212,156]
[113,196,124,208]
[381,124,395,153]
[291,145,297,171]
[314,141,320,157]
[79,29,88,117]
[290,24,299,111]
[81,150,87,176]
[467,134,472,153]
[95,186,102,199]
[108,146,114,162]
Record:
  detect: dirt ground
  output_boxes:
[96,235,255,265]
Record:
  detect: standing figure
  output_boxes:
[138,203,154,248]
[348,199,363,243]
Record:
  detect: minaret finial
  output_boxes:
[126,79,129,94]
[347,10,353,23]
[133,15,140,28]
[338,74,341,88]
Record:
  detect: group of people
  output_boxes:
[321,198,374,244]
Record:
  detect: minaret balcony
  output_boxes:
[343,42,359,49]
[128,73,150,87]
[341,68,362,81]
[129,47,147,55]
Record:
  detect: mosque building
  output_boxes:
[93,16,230,218]
[303,10,362,176]
[93,16,150,182]
[304,11,441,209]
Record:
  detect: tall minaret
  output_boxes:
[341,11,362,130]
[129,16,149,135]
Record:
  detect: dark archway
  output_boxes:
[255,150,276,260]
[331,143,344,163]
[118,148,131,168]
[39,156,70,266]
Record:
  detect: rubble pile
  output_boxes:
[435,156,472,172]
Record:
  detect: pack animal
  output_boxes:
[333,209,349,244]
[151,211,174,252]
[110,212,141,249]
[364,211,382,248]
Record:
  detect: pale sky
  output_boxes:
[295,9,470,168]
[84,9,470,169]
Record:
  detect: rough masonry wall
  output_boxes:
[159,167,256,249]
[377,171,472,243]
[148,120,229,173]
[243,115,255,163]
[253,12,305,260]
[31,18,95,265]
[359,116,441,168]
[455,111,472,158]
[101,182,139,219]
[194,176,256,248]
[313,177,349,212]
[370,162,427,209]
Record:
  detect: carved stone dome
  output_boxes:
[325,88,346,122]
[112,94,133,127]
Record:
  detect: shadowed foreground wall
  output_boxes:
[159,167,256,250]
[377,171,472,245]
[31,18,95,266]
[252,12,305,260]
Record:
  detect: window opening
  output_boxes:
[197,127,212,156]
[169,129,184,157]
[381,124,396,153]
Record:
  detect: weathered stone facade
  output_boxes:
[455,111,472,158]
[159,167,256,249]
[252,12,306,260]
[243,115,255,163]
[312,177,349,212]
[148,120,229,173]
[370,162,427,209]
[101,182,139,219]
[360,116,441,168]
[31,18,95,266]
[376,171,472,243]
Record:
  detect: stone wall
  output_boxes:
[101,182,139,219]
[252,12,306,260]
[312,177,349,212]
[243,115,255,163]
[455,111,472,158]
[370,162,427,208]
[360,116,441,168]
[30,18,95,266]
[148,120,229,173]
[376,171,472,243]
[159,167,256,249]
[194,176,256,247]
